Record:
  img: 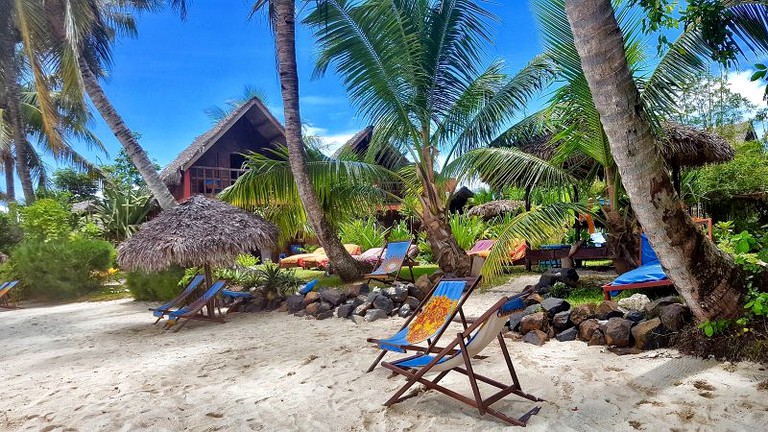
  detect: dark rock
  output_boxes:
[556,327,578,342]
[383,286,409,303]
[318,302,333,314]
[553,311,572,331]
[596,301,623,320]
[507,312,526,332]
[644,295,682,318]
[538,268,579,288]
[398,304,412,318]
[305,302,321,316]
[535,284,552,295]
[293,310,306,318]
[336,303,354,318]
[570,303,596,325]
[415,274,432,291]
[524,293,543,306]
[320,289,344,306]
[588,330,606,346]
[302,291,321,306]
[351,315,366,325]
[659,303,690,332]
[428,270,445,283]
[624,310,645,323]
[352,295,367,308]
[604,318,633,347]
[316,310,334,320]
[523,304,543,316]
[277,301,288,313]
[353,302,370,316]
[365,309,388,322]
[344,283,365,299]
[520,312,549,334]
[286,295,305,313]
[522,329,549,346]
[579,319,601,341]
[373,295,395,315]
[541,298,570,317]
[631,318,666,349]
[404,296,421,310]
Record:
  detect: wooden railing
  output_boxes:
[188,166,247,197]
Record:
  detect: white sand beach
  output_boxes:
[2,280,768,432]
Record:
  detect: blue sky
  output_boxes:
[77,1,543,168]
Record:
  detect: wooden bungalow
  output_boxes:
[160,97,285,200]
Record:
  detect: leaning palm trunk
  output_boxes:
[78,57,177,210]
[6,79,35,203]
[272,0,362,282]
[564,0,753,321]
[2,155,14,202]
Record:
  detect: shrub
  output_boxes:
[388,220,412,242]
[448,213,488,250]
[18,199,72,242]
[339,219,387,250]
[126,267,186,301]
[0,212,23,254]
[9,239,114,300]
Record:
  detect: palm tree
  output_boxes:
[562,0,768,321]
[0,0,181,209]
[304,0,552,275]
[249,0,373,281]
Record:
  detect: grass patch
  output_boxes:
[293,264,441,291]
[78,283,133,302]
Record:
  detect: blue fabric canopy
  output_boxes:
[371,241,411,275]
[169,280,226,318]
[610,263,668,286]
[152,275,205,317]
[640,234,659,265]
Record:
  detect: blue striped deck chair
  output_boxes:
[164,280,227,332]
[366,277,481,372]
[149,274,205,324]
[365,240,416,286]
[381,288,543,427]
[0,281,20,309]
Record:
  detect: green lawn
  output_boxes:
[292,264,441,291]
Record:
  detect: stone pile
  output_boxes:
[278,273,442,323]
[510,292,693,352]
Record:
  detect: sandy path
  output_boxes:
[2,279,767,431]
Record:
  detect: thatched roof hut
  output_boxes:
[332,125,409,170]
[117,195,279,273]
[661,122,735,168]
[467,200,525,220]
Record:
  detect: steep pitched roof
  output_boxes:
[332,126,408,169]
[160,97,285,186]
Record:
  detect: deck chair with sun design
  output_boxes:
[365,276,481,373]
[380,287,544,427]
[364,239,417,286]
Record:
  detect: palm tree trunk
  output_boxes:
[564,0,752,321]
[272,0,362,282]
[77,56,177,210]
[416,145,471,276]
[3,154,15,203]
[5,80,35,203]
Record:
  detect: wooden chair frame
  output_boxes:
[365,239,417,286]
[381,294,544,427]
[366,276,481,372]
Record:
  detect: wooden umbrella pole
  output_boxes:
[204,264,214,318]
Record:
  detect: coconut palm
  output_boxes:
[304,0,553,275]
[0,0,184,209]
[560,0,768,321]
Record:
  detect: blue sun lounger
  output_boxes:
[366,277,480,372]
[365,240,416,285]
[150,274,205,324]
[0,281,20,308]
[164,280,227,332]
[602,234,671,300]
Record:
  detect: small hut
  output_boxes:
[117,196,279,317]
[660,122,735,192]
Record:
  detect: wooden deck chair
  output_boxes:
[380,288,543,427]
[602,218,712,300]
[149,274,205,324]
[164,280,227,332]
[467,240,496,276]
[0,281,20,309]
[366,276,481,373]
[365,240,416,285]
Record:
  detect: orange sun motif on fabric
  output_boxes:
[406,296,457,343]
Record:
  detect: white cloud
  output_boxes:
[303,125,358,155]
[727,70,765,106]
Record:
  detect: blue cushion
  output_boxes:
[610,263,668,286]
[299,279,319,295]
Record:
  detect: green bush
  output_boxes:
[8,239,114,300]
[0,212,23,254]
[339,219,387,250]
[126,267,186,301]
[388,220,412,242]
[448,213,488,250]
[18,199,73,242]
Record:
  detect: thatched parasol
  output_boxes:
[467,200,525,220]
[660,122,735,168]
[118,195,278,274]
